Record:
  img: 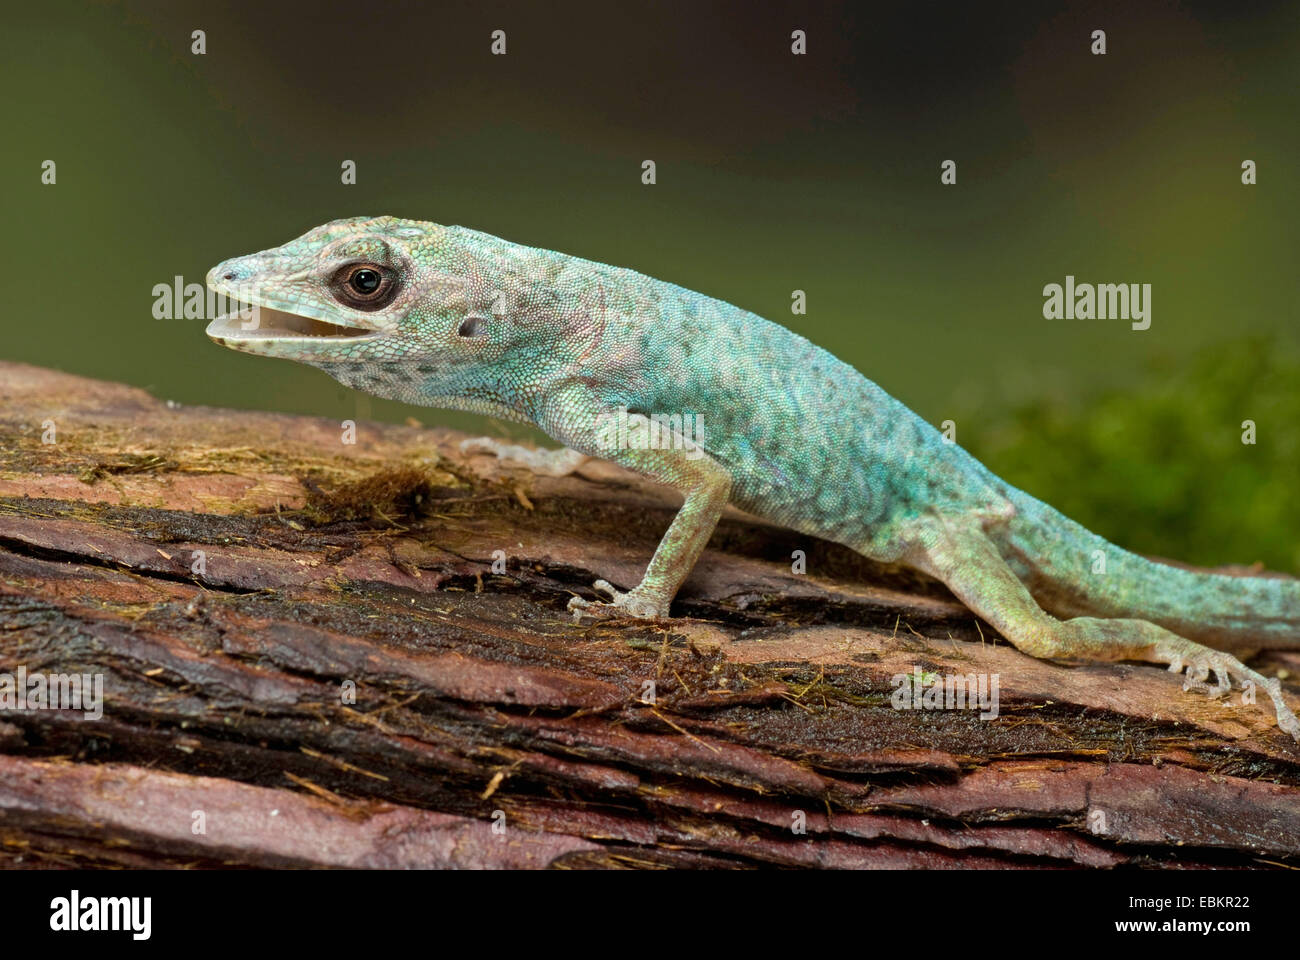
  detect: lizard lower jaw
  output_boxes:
[205,307,381,353]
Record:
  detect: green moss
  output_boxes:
[964,337,1300,574]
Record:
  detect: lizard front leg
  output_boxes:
[569,449,730,619]
[543,400,731,620]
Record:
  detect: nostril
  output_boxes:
[223,272,237,280]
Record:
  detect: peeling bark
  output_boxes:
[1,361,1298,869]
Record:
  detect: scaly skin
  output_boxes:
[206,216,1300,740]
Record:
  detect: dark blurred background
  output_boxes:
[3,0,1297,570]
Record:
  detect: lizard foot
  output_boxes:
[459,437,588,477]
[1163,652,1233,698]
[568,580,669,620]
[1160,645,1300,741]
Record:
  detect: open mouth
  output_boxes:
[206,304,379,342]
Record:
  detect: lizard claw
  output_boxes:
[568,580,669,620]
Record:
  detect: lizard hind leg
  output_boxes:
[909,520,1300,741]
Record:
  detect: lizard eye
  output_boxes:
[351,269,380,293]
[331,263,398,310]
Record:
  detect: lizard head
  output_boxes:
[205,215,560,411]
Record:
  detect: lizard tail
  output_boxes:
[999,489,1300,654]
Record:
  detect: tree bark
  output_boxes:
[1,361,1297,869]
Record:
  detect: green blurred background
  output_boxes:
[3,0,1297,570]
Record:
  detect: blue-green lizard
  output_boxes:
[206,216,1300,740]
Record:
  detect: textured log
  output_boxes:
[1,361,1298,869]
